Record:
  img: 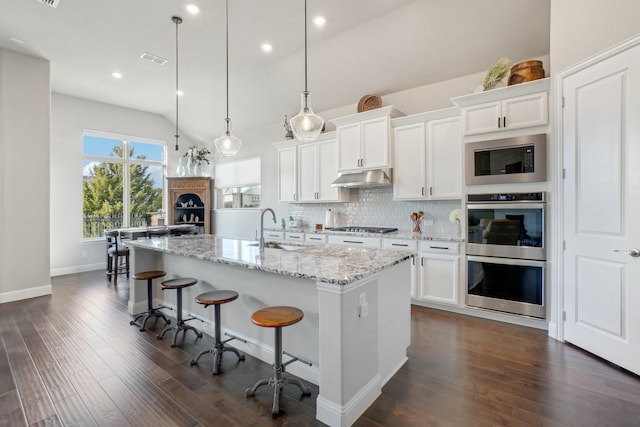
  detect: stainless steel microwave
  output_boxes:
[465,134,546,185]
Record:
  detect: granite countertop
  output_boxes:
[267,228,464,242]
[126,235,413,286]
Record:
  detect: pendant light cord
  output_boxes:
[304,0,308,93]
[173,16,182,151]
[224,0,230,131]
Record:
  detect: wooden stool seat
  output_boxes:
[251,306,304,328]
[246,306,311,416]
[129,270,170,331]
[157,277,202,347]
[190,290,245,375]
[195,290,239,306]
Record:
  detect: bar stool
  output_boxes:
[190,290,246,374]
[129,270,170,331]
[157,277,203,347]
[246,306,311,416]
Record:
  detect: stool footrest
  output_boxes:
[282,350,312,367]
[224,332,247,344]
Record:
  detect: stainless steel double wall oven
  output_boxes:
[465,192,546,318]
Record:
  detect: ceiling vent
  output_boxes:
[140,52,168,65]
[36,0,61,8]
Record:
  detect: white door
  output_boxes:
[360,116,389,169]
[427,116,461,199]
[317,139,339,201]
[562,42,640,375]
[297,143,317,202]
[393,123,426,200]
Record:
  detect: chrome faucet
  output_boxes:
[260,208,277,250]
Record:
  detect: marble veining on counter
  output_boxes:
[126,235,412,285]
[268,227,464,242]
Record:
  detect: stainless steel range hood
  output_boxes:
[330,169,392,188]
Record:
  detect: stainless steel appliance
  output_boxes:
[331,226,398,234]
[465,192,546,318]
[465,133,546,185]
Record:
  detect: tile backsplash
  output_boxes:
[288,187,462,235]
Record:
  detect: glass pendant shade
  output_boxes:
[290,91,324,142]
[214,118,242,157]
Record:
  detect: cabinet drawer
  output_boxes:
[305,234,327,244]
[327,235,381,248]
[382,239,418,252]
[263,231,285,241]
[285,232,305,241]
[419,241,459,255]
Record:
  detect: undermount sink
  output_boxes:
[248,242,305,251]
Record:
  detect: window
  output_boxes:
[214,157,261,209]
[82,131,166,238]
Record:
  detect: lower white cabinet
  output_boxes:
[327,235,381,248]
[285,232,305,242]
[263,231,285,241]
[382,239,418,298]
[305,234,327,244]
[418,241,460,305]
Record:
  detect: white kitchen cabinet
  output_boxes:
[284,232,305,242]
[277,146,297,202]
[337,116,391,171]
[382,238,418,298]
[305,233,327,244]
[263,231,285,241]
[393,123,426,200]
[298,139,349,203]
[392,109,461,200]
[418,241,460,305]
[427,116,461,199]
[327,235,381,248]
[452,78,550,138]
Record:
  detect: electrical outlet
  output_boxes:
[359,293,366,305]
[358,293,368,318]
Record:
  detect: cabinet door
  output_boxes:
[316,139,343,202]
[337,123,361,171]
[419,254,459,305]
[393,123,426,200]
[382,239,419,298]
[502,92,548,130]
[361,116,390,169]
[427,116,461,199]
[297,143,317,202]
[278,146,297,202]
[462,101,501,135]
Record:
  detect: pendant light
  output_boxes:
[172,16,182,151]
[214,0,242,157]
[289,0,324,142]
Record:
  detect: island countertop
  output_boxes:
[126,235,412,285]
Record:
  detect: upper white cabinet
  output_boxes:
[392,108,461,200]
[297,139,349,203]
[452,78,550,138]
[331,106,404,172]
[277,145,297,202]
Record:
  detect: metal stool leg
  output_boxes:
[130,278,171,331]
[158,287,203,346]
[190,303,244,374]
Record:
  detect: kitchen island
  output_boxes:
[126,235,412,427]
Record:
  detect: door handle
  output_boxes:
[614,248,640,257]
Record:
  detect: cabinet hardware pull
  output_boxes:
[421,187,424,196]
[429,246,449,250]
[430,187,433,196]
[498,117,501,128]
[412,256,415,265]
[309,237,321,240]
[392,243,408,247]
[344,240,364,244]
[289,235,300,239]
[421,257,424,267]
[503,116,506,128]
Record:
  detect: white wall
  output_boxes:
[550,0,640,73]
[50,93,195,276]
[0,48,51,301]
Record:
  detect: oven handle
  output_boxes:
[466,203,546,210]
[467,255,546,268]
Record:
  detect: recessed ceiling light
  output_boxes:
[313,16,326,27]
[176,90,184,96]
[112,72,123,79]
[260,43,273,53]
[10,37,25,44]
[186,4,199,14]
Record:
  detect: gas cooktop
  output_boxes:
[331,226,398,234]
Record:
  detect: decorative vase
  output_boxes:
[176,158,186,177]
[193,161,202,176]
[186,155,197,176]
[454,220,461,238]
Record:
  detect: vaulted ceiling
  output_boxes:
[0,0,550,144]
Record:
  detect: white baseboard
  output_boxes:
[316,374,381,427]
[0,284,52,303]
[50,263,104,277]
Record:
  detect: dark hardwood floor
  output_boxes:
[1,271,639,426]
